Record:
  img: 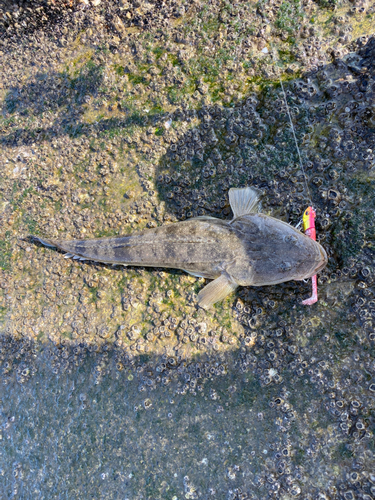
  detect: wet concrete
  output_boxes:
[1,0,375,498]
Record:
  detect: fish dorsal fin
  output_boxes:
[229,187,260,219]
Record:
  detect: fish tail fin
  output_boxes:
[32,236,58,248]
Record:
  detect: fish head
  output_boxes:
[232,214,328,286]
[265,217,328,284]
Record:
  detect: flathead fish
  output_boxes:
[35,187,328,308]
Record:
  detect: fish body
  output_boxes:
[35,187,328,307]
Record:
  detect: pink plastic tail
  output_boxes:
[302,274,318,305]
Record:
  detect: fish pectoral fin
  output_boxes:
[183,269,214,279]
[229,187,260,219]
[197,273,238,309]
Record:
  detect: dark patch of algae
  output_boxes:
[1,0,375,498]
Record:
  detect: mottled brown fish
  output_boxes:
[35,187,328,308]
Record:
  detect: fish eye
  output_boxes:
[279,262,292,272]
[284,235,298,244]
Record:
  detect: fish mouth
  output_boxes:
[307,245,328,277]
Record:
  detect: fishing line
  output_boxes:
[272,47,313,207]
[279,78,313,206]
